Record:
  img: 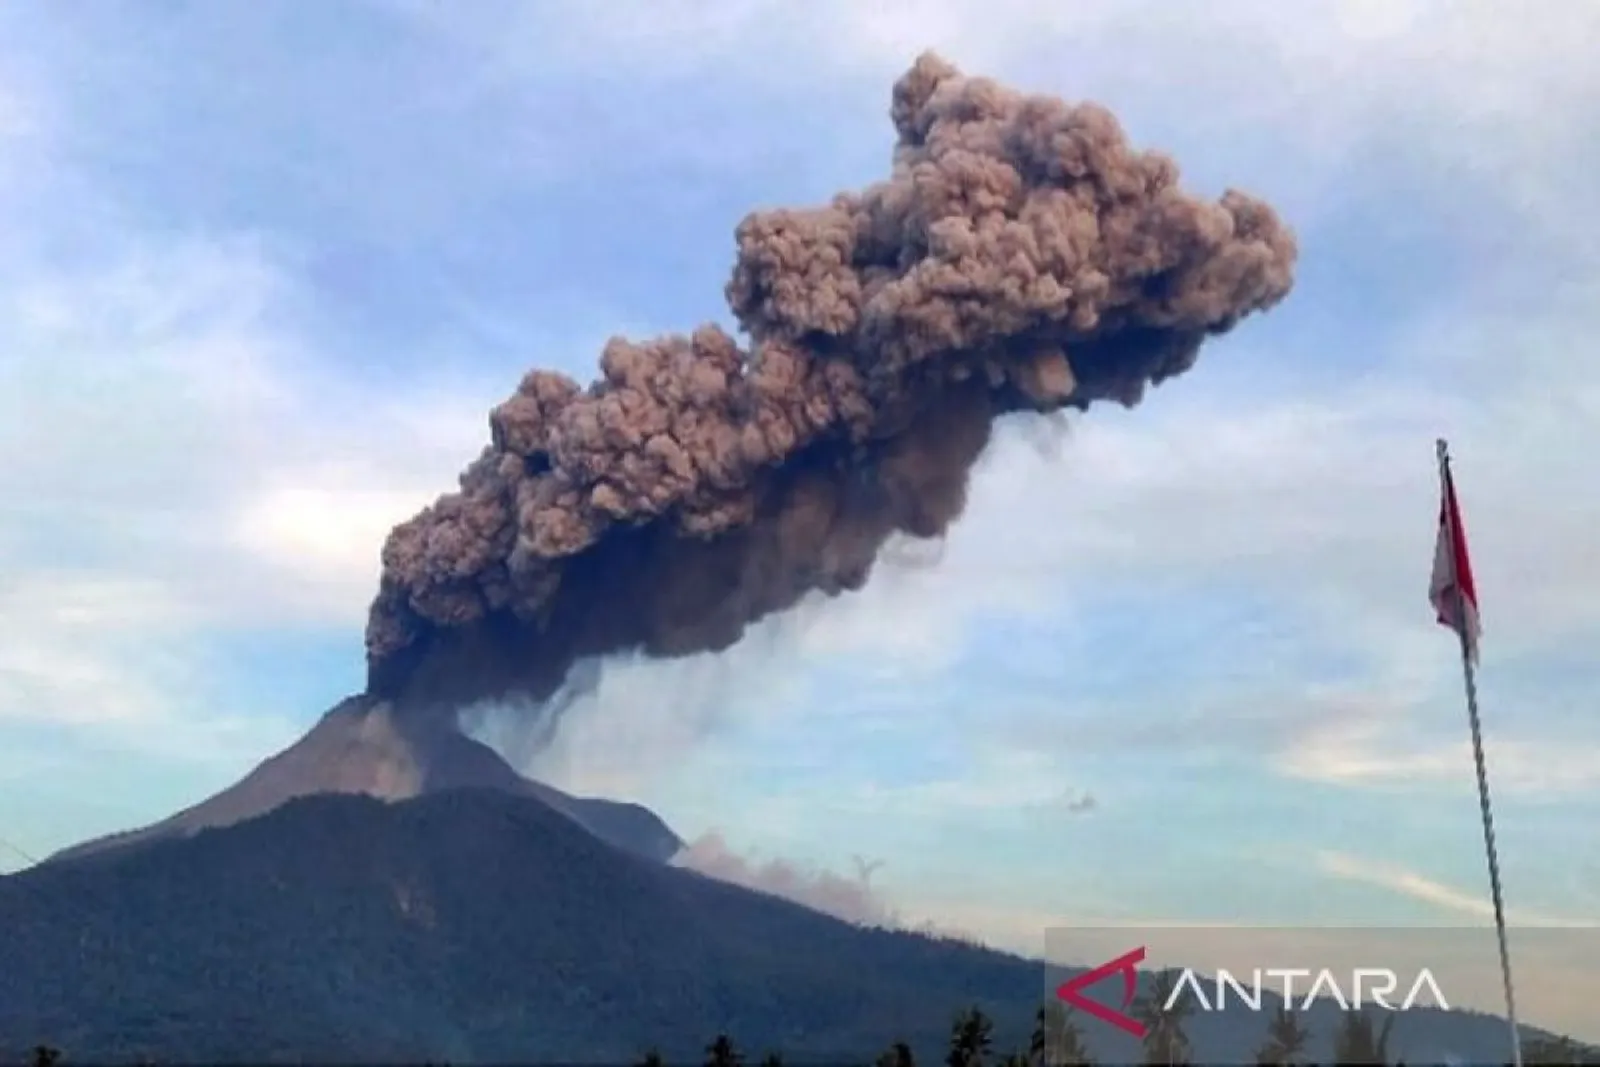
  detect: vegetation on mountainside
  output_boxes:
[7,791,1596,1064]
[25,1003,1598,1066]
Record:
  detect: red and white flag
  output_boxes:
[1429,461,1481,662]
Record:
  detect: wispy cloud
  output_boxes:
[1280,731,1600,798]
[1318,851,1600,928]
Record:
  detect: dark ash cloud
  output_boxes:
[362,52,1297,742]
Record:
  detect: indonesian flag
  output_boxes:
[1429,460,1481,662]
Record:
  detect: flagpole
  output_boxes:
[1436,438,1522,1067]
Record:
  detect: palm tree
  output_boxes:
[705,1034,742,1067]
[1331,1008,1394,1066]
[875,1040,916,1067]
[1254,1005,1313,1065]
[1132,969,1195,1065]
[946,1006,994,1067]
[1030,1001,1095,1066]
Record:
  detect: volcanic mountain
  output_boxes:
[5,785,1052,1063]
[47,696,683,868]
[4,785,1576,1064]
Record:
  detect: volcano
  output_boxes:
[47,696,683,868]
[3,785,1573,1064]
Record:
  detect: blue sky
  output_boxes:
[2,0,1598,1032]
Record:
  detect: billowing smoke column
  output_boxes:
[366,52,1297,725]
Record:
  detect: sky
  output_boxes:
[1,0,1598,1035]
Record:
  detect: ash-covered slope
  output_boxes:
[48,696,681,867]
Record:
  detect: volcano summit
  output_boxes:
[50,697,682,867]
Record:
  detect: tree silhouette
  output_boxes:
[1254,1005,1313,1065]
[1030,1001,1095,1066]
[875,1040,917,1067]
[1523,1035,1600,1065]
[636,1050,665,1067]
[1331,1008,1394,1066]
[946,1006,994,1067]
[1132,969,1194,1065]
[757,1054,783,1067]
[705,1034,742,1067]
[30,1048,61,1067]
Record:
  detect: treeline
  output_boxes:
[634,1002,1599,1067]
[24,1001,1599,1067]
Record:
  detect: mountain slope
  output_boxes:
[0,788,1575,1064]
[1,788,1042,1064]
[47,696,682,867]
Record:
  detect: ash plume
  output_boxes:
[366,52,1297,727]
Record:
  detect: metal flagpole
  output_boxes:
[1436,438,1522,1067]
